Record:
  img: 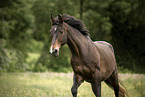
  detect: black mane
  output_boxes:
[62,14,89,36]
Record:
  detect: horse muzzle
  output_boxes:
[49,46,60,57]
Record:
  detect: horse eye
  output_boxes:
[60,30,64,33]
[60,28,65,34]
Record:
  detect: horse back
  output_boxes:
[94,41,114,53]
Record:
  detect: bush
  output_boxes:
[0,39,26,72]
[33,63,47,72]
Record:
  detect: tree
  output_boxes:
[83,0,112,41]
[107,0,145,72]
[0,0,34,72]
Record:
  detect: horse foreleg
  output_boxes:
[91,70,101,97]
[71,73,84,97]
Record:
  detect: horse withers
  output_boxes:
[49,14,127,97]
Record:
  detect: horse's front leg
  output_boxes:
[91,70,101,97]
[71,73,84,97]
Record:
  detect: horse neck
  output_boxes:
[65,23,89,57]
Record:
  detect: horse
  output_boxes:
[49,14,127,97]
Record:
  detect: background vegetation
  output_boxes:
[0,0,145,73]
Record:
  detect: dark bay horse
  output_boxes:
[49,14,127,97]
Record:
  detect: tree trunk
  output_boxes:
[80,0,84,20]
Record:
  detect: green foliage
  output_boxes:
[25,39,43,71]
[0,39,26,72]
[0,0,144,72]
[84,10,112,41]
[107,0,145,71]
[0,0,35,72]
[33,63,48,72]
[26,39,43,53]
[83,0,112,41]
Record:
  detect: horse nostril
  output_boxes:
[52,49,57,54]
[54,49,57,53]
[49,49,57,55]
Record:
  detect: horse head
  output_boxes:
[49,14,68,56]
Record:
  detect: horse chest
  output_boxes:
[72,63,95,80]
[73,64,90,74]
[71,56,98,82]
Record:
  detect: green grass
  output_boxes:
[0,73,144,97]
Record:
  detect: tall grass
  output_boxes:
[0,73,144,97]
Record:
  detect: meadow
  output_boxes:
[0,72,144,97]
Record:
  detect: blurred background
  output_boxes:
[0,0,145,73]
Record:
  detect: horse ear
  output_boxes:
[58,14,63,24]
[50,14,55,24]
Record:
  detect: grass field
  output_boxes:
[0,73,145,97]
